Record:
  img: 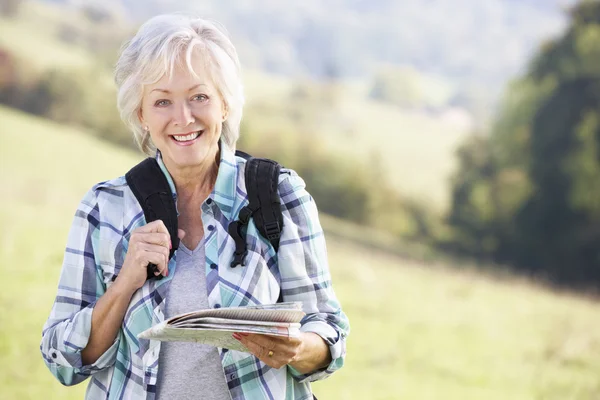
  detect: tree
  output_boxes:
[446,0,600,288]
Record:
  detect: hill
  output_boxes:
[1,106,599,399]
[29,0,578,122]
[0,0,472,212]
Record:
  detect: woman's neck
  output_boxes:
[162,149,220,204]
[174,167,217,204]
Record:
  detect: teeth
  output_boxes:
[173,132,201,142]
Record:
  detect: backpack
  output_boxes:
[125,150,283,280]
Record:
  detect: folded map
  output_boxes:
[138,302,305,352]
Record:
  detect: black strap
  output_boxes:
[125,158,179,280]
[228,206,253,267]
[229,152,283,268]
[245,157,283,249]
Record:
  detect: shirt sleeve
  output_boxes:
[277,170,350,383]
[40,188,119,386]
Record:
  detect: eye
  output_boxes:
[154,99,171,107]
[192,94,208,102]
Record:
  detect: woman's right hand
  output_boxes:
[116,220,172,292]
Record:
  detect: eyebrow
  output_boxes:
[150,84,208,94]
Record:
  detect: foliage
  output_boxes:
[0,52,131,147]
[238,117,417,236]
[446,0,600,288]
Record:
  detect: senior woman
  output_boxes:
[41,13,349,400]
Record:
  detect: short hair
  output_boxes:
[114,14,244,155]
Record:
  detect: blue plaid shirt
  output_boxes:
[41,142,349,399]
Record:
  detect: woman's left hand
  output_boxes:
[233,331,332,373]
[232,332,305,369]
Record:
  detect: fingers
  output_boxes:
[135,232,171,248]
[139,247,170,277]
[234,334,283,368]
[233,333,301,369]
[118,221,174,289]
[141,243,170,276]
[138,219,170,235]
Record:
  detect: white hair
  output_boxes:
[114,14,245,155]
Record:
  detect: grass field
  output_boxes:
[2,105,600,399]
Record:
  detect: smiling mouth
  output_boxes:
[172,131,203,142]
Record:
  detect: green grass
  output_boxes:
[1,105,600,399]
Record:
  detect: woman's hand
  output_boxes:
[232,331,331,373]
[116,220,172,292]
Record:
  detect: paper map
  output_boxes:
[138,302,306,352]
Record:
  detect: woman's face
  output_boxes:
[139,52,227,171]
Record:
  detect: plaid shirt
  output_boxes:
[41,142,349,400]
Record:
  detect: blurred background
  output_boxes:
[1,0,600,398]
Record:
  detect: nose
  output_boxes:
[173,101,195,127]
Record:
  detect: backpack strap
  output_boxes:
[125,158,179,280]
[229,151,283,268]
[245,157,283,249]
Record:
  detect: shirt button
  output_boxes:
[206,198,213,205]
[210,263,218,270]
[51,351,57,359]
[214,304,221,308]
[207,225,215,231]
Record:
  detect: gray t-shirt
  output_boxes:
[156,240,232,400]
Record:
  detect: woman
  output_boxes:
[40,13,349,400]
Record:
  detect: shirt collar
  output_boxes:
[155,138,239,220]
[155,151,177,198]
